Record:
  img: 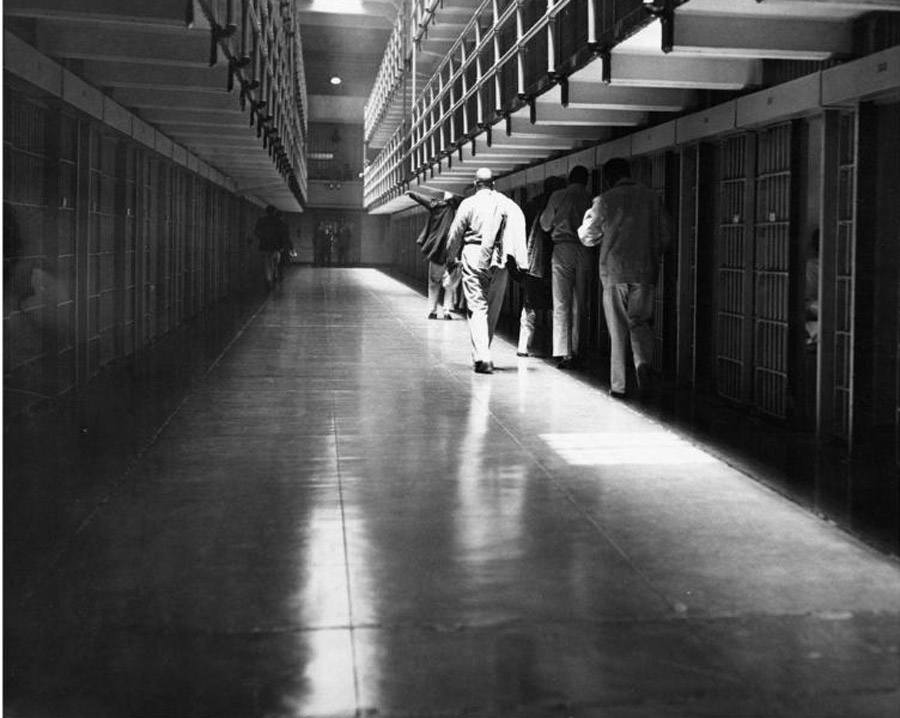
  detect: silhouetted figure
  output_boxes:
[336,221,353,265]
[313,221,330,266]
[514,176,566,357]
[578,157,671,398]
[255,205,290,290]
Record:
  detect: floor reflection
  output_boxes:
[541,430,719,466]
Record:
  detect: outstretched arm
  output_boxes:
[407,191,435,210]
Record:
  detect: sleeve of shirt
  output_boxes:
[445,203,468,262]
[539,191,558,232]
[577,196,603,247]
[407,191,434,210]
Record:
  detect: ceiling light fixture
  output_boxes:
[330,76,342,85]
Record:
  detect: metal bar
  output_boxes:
[547,0,557,76]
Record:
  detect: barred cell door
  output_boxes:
[676,144,699,386]
[833,111,857,440]
[715,133,755,405]
[140,156,157,344]
[753,123,793,419]
[649,153,668,374]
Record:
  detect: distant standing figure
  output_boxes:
[255,205,289,290]
[578,157,671,398]
[313,221,329,266]
[540,165,592,369]
[446,168,528,374]
[337,221,353,265]
[408,190,462,320]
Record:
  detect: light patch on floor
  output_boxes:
[540,430,719,466]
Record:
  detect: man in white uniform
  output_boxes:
[446,168,527,374]
[539,166,592,369]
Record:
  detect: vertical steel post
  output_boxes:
[516,2,525,98]
[492,0,502,114]
[547,0,557,77]
[474,19,484,126]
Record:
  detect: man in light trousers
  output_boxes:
[446,168,528,374]
[578,157,671,398]
[539,166,592,369]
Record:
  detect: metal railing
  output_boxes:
[364,0,648,209]
[364,9,411,146]
[194,0,308,202]
[411,0,444,46]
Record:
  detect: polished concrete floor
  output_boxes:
[5,268,900,718]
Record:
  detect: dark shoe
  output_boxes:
[556,356,574,370]
[442,313,453,320]
[427,312,438,320]
[516,351,529,357]
[609,390,627,399]
[636,363,654,394]
[474,360,494,374]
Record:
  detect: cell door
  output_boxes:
[833,112,857,440]
[648,152,670,374]
[631,154,672,374]
[715,133,755,405]
[676,144,699,386]
[753,123,793,419]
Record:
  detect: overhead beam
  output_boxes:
[110,88,240,112]
[538,83,696,113]
[35,22,212,67]
[81,62,230,93]
[672,14,852,60]
[507,115,613,139]
[756,0,900,10]
[137,109,246,126]
[529,104,647,127]
[4,0,187,26]
[578,52,762,90]
[489,133,590,152]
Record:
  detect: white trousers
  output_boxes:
[518,306,536,354]
[551,242,591,357]
[461,244,508,364]
[427,261,446,314]
[602,282,656,394]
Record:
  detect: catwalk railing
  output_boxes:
[364,8,411,146]
[195,0,308,203]
[363,0,650,209]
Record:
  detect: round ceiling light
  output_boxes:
[330,76,342,85]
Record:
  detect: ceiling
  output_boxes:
[297,1,393,106]
[3,0,396,211]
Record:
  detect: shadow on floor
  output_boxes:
[4,284,270,602]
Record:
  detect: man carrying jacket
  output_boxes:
[446,168,527,374]
[578,157,671,398]
[408,190,462,319]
